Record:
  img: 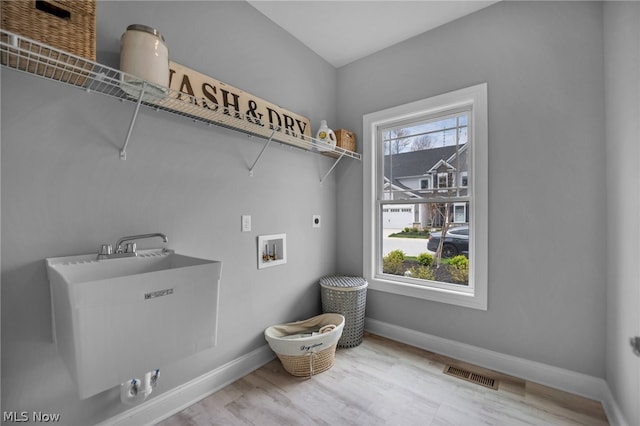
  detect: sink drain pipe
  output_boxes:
[120,369,160,405]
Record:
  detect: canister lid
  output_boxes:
[126,24,166,43]
[320,275,368,289]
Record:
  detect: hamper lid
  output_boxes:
[320,275,367,289]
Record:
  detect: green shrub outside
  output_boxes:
[383,249,405,275]
[448,255,469,283]
[417,252,433,267]
[383,250,467,284]
[408,266,435,280]
[449,255,468,268]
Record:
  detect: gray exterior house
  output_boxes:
[383,144,469,228]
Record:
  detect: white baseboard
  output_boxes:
[101,320,630,426]
[599,383,630,426]
[99,345,275,426]
[365,318,629,426]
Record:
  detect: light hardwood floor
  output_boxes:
[157,333,609,426]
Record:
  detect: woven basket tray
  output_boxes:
[265,313,344,377]
[276,344,337,377]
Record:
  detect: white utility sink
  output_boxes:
[46,249,222,399]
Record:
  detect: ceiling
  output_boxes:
[247,1,499,68]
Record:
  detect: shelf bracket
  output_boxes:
[120,83,147,160]
[320,152,345,184]
[248,128,278,176]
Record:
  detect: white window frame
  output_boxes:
[437,172,449,189]
[420,177,431,190]
[460,171,468,188]
[363,83,488,310]
[453,202,467,224]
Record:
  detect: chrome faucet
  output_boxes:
[98,233,168,260]
[115,233,168,253]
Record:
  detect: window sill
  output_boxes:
[368,275,487,310]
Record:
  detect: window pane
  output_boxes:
[382,146,469,199]
[381,202,469,286]
[453,203,467,223]
[382,112,470,201]
[458,126,468,144]
[382,113,469,153]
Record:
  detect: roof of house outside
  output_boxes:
[383,145,459,181]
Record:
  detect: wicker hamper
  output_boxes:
[320,276,367,348]
[1,0,96,84]
[335,129,357,152]
[265,313,345,377]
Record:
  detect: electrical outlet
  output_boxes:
[241,215,251,232]
[312,215,321,228]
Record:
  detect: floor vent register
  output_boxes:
[443,365,499,390]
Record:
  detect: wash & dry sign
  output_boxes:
[166,61,311,144]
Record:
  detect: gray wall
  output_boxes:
[1,2,339,424]
[336,1,607,377]
[604,2,640,425]
[3,1,637,425]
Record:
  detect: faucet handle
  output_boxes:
[99,244,113,255]
[124,243,137,254]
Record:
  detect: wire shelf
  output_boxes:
[0,29,361,164]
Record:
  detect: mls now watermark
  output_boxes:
[3,411,61,423]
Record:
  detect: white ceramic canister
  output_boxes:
[120,24,169,99]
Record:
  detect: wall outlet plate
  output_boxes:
[241,215,251,232]
[312,215,321,228]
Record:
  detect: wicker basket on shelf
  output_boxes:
[1,0,96,84]
[335,129,357,152]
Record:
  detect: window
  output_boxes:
[363,83,488,310]
[438,173,449,189]
[453,203,467,223]
[460,172,468,187]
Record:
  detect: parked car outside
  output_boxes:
[427,226,469,258]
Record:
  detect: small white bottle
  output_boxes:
[316,120,336,151]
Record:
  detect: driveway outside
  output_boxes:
[382,228,434,257]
